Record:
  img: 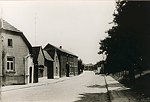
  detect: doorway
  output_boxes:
[29,67,32,83]
[66,64,69,77]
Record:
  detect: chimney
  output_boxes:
[60,46,62,49]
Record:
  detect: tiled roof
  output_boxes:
[59,47,77,57]
[43,50,54,61]
[0,18,32,54]
[44,43,78,57]
[32,46,54,62]
[0,19,21,33]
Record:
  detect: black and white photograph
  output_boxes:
[0,0,150,102]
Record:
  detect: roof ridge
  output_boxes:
[46,43,78,57]
[33,46,42,48]
[0,18,22,33]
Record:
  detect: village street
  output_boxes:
[1,71,138,102]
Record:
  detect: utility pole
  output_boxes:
[34,12,37,45]
[0,26,2,101]
[0,8,3,101]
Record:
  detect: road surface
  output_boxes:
[1,71,139,102]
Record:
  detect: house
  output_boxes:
[84,63,94,71]
[44,43,78,78]
[0,19,34,85]
[32,46,53,82]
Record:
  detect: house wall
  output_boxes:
[68,56,74,76]
[25,54,34,84]
[38,48,45,66]
[43,66,47,77]
[60,55,67,77]
[68,56,78,76]
[59,55,78,77]
[73,57,78,75]
[2,31,29,85]
[37,48,46,78]
[53,50,60,78]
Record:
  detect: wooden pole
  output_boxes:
[0,23,2,101]
[0,8,3,101]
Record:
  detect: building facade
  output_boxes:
[32,46,45,78]
[32,46,53,82]
[0,19,33,85]
[44,43,78,78]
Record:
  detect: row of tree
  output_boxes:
[99,1,150,81]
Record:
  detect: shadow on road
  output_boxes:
[109,89,141,102]
[86,82,122,89]
[87,84,106,88]
[74,93,108,102]
[75,80,148,102]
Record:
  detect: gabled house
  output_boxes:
[0,19,34,85]
[44,43,78,78]
[32,46,53,82]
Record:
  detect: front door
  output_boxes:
[29,67,32,83]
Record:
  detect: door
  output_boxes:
[47,61,54,79]
[29,67,32,83]
[66,64,69,77]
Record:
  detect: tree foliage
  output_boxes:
[99,1,150,75]
[78,59,84,74]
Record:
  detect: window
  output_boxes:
[7,57,15,71]
[8,39,13,47]
[56,67,58,76]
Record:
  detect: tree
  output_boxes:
[78,59,84,74]
[99,1,150,81]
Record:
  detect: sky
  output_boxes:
[0,0,116,64]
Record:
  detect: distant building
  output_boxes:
[44,43,78,78]
[0,19,33,85]
[84,63,94,71]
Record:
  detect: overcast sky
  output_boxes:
[0,0,115,64]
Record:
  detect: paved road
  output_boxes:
[1,71,140,102]
[1,71,109,102]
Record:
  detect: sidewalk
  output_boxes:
[1,76,73,92]
[105,76,140,102]
[109,70,150,102]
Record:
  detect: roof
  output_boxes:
[32,46,53,62]
[0,19,32,53]
[32,46,41,62]
[43,50,54,61]
[0,19,21,33]
[44,43,78,57]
